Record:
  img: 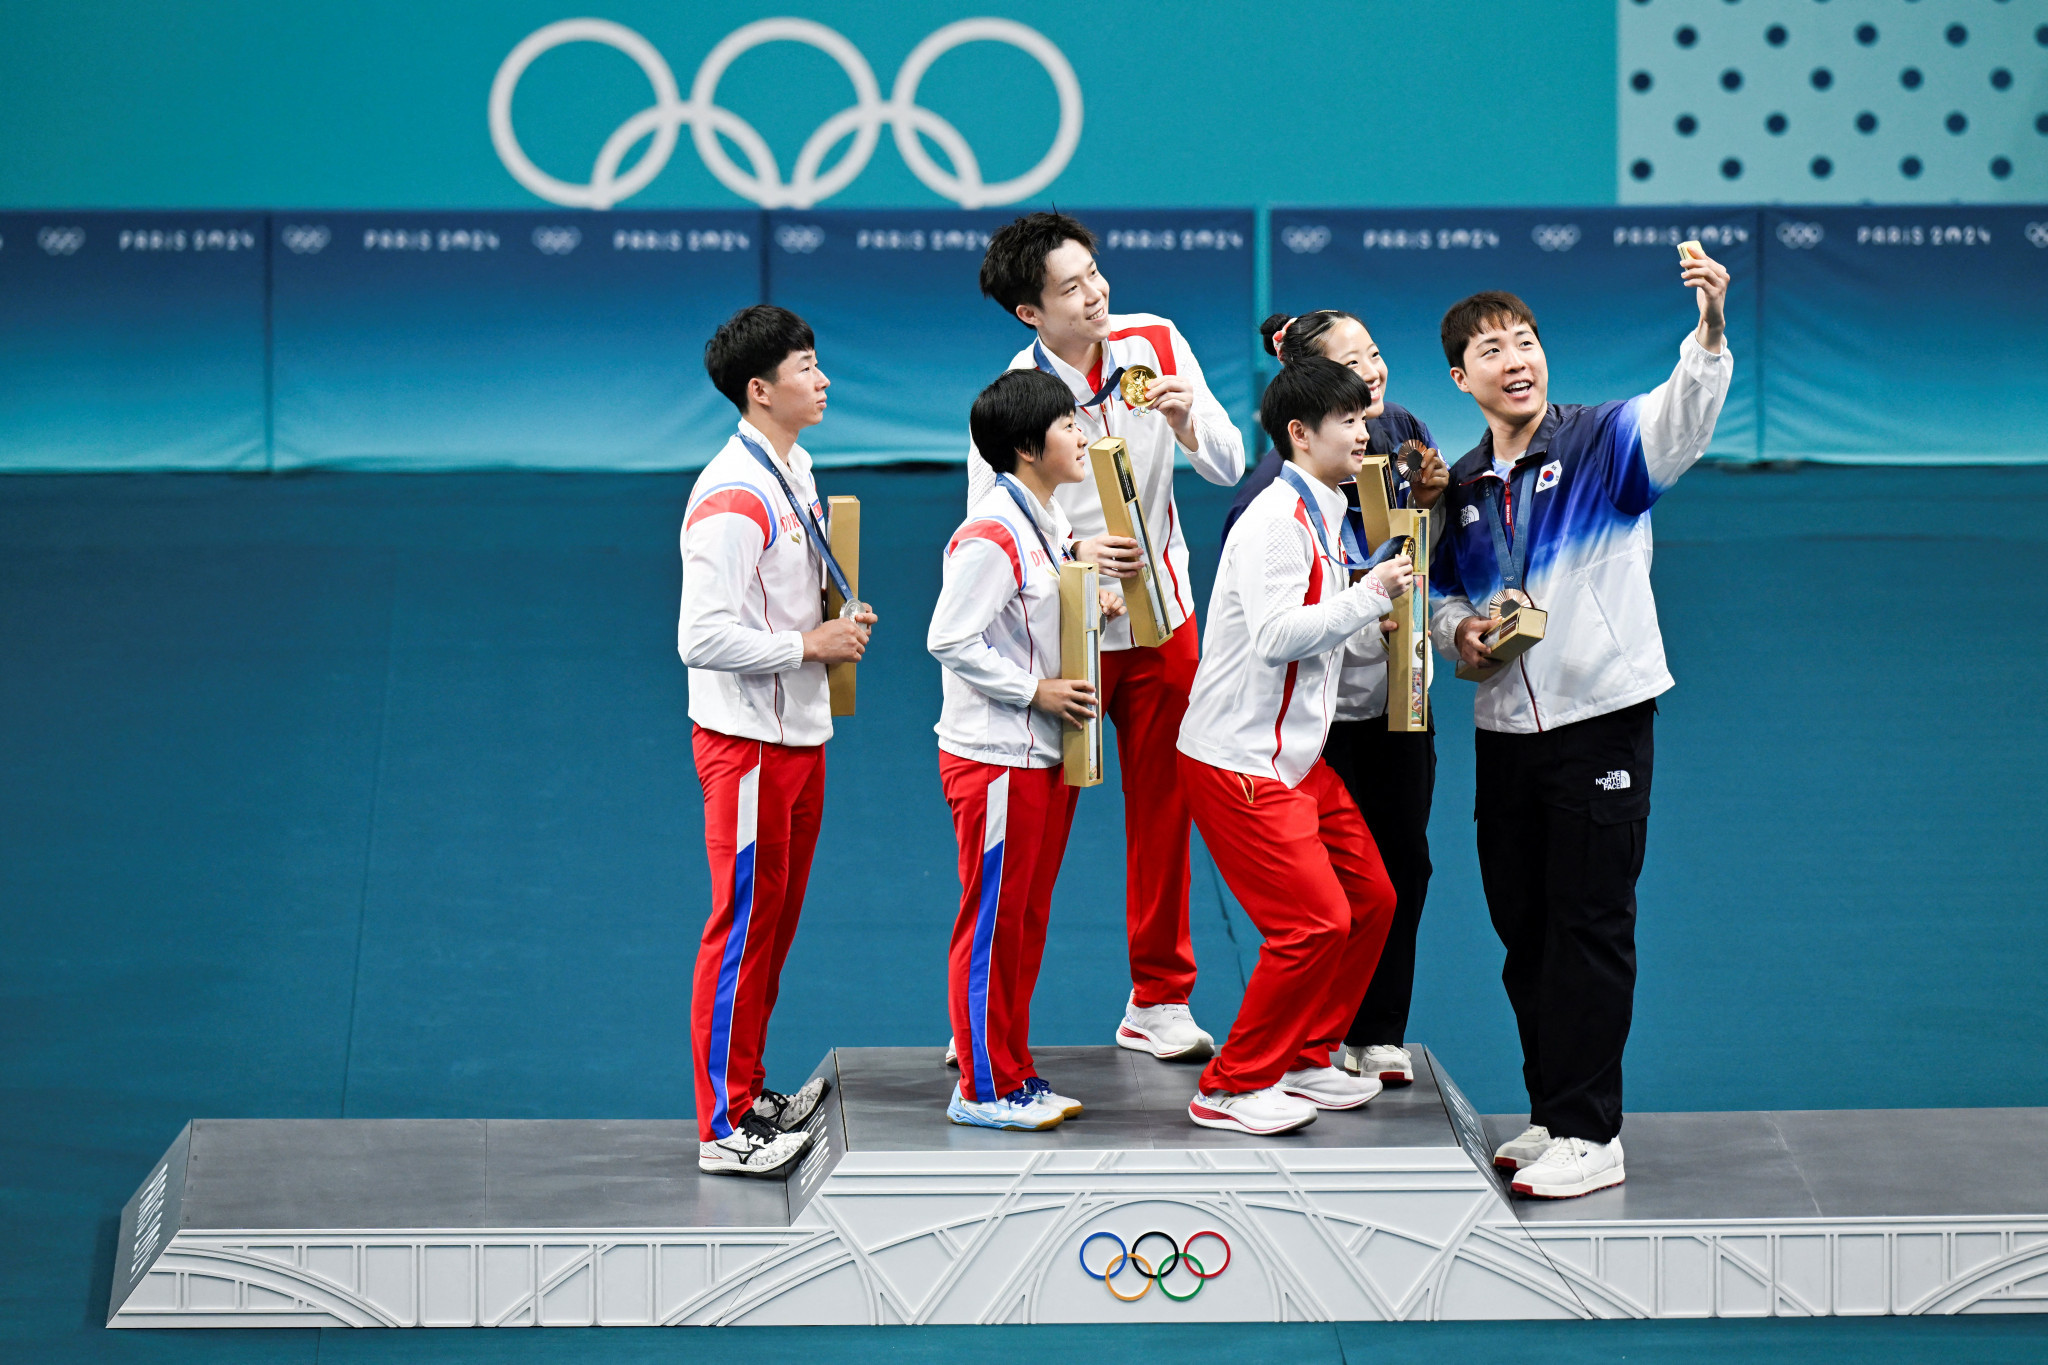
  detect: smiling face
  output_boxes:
[1288,406,1373,488]
[748,348,830,432]
[1025,409,1091,487]
[1314,317,1390,418]
[1450,315,1547,425]
[1015,239,1111,351]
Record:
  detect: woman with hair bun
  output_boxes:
[1221,308,1447,1092]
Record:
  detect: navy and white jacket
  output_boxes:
[1429,335,1733,734]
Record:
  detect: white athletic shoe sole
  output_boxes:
[1279,1073,1383,1111]
[698,1132,811,1179]
[1186,1095,1317,1136]
[1512,1164,1626,1199]
[1116,1022,1215,1062]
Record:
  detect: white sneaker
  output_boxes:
[1493,1124,1554,1171]
[943,1037,958,1067]
[1187,1085,1318,1135]
[1511,1136,1626,1199]
[699,1114,812,1178]
[1022,1076,1083,1118]
[1116,994,1216,1061]
[1279,1066,1383,1111]
[947,1086,1066,1131]
[1341,1044,1415,1086]
[750,1076,829,1131]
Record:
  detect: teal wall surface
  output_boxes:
[0,1,1620,210]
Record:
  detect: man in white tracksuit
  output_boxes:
[969,212,1246,1061]
[1429,251,1733,1199]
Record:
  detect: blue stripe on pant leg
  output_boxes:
[968,837,1004,1104]
[706,839,756,1140]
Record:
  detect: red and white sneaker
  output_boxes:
[1512,1136,1625,1199]
[943,1037,958,1067]
[1341,1044,1415,1086]
[1188,1086,1317,1135]
[1279,1066,1382,1110]
[1116,994,1215,1061]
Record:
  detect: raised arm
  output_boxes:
[1607,248,1735,514]
[1142,321,1245,486]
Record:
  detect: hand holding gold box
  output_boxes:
[1454,601,1549,682]
[1086,436,1173,648]
[1060,561,1104,788]
[822,495,861,716]
[1385,506,1430,733]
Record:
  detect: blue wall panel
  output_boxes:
[764,209,1254,465]
[1269,208,1761,463]
[0,213,266,471]
[271,211,761,470]
[1761,208,2048,465]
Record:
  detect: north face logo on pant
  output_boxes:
[1595,770,1631,790]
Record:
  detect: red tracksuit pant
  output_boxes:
[1180,753,1398,1095]
[1101,621,1201,1007]
[691,725,825,1143]
[942,754,1080,1103]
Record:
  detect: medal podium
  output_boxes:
[108,1047,2048,1327]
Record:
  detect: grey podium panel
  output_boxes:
[106,1048,2048,1327]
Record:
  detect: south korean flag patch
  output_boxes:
[1534,459,1563,492]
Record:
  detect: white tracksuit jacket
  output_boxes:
[968,314,1245,651]
[928,474,1076,768]
[677,421,832,747]
[1429,335,1733,734]
[1178,472,1395,788]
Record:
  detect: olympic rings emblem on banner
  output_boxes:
[1078,1230,1231,1302]
[489,17,1083,210]
[1531,223,1580,252]
[1776,221,1824,250]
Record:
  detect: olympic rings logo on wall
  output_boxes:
[1078,1230,1231,1303]
[489,17,1083,210]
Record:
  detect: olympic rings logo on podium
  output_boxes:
[1079,1230,1231,1302]
[489,17,1083,210]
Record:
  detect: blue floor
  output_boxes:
[3,463,2046,1362]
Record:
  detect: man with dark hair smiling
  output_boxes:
[1429,251,1732,1198]
[680,304,877,1178]
[969,211,1246,1064]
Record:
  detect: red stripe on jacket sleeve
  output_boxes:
[686,487,775,546]
[947,519,1025,586]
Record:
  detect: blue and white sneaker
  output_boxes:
[1023,1075,1083,1119]
[947,1085,1067,1131]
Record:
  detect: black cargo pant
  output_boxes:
[1475,699,1653,1145]
[1320,720,1435,1049]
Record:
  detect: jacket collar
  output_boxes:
[737,419,810,478]
[1452,405,1559,487]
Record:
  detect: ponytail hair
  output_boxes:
[1259,308,1364,366]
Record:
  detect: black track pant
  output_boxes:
[1474,699,1654,1145]
[1320,719,1435,1049]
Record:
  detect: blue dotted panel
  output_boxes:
[1620,0,2046,204]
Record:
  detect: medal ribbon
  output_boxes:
[994,472,1066,573]
[1276,464,1367,570]
[1033,340,1127,409]
[1480,460,1540,597]
[736,430,857,604]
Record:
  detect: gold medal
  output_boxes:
[1119,364,1157,410]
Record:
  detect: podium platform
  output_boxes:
[107,1046,2048,1327]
